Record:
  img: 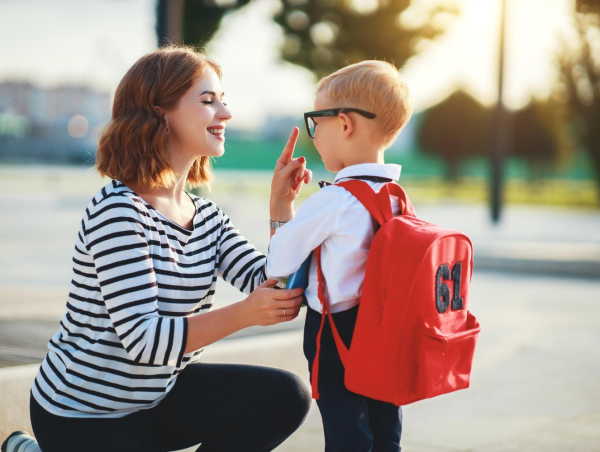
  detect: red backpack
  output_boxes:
[310,180,481,406]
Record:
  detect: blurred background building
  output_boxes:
[0,81,110,163]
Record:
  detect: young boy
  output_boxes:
[266,60,413,452]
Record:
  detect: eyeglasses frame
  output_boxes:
[303,108,377,138]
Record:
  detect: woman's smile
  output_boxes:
[208,126,225,141]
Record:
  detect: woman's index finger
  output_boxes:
[279,127,299,164]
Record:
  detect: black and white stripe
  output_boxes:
[32,180,267,418]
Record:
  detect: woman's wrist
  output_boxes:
[270,200,295,223]
[231,298,256,329]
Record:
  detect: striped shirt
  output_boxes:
[32,180,267,418]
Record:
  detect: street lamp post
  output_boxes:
[491,0,509,223]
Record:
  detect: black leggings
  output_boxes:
[30,363,312,452]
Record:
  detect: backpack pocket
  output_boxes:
[415,310,480,400]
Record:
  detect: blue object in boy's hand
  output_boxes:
[285,253,312,307]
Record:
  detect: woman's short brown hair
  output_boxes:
[96,45,221,189]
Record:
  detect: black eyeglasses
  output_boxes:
[303,108,377,138]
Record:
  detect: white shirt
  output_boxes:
[267,163,402,314]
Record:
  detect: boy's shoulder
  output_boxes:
[295,183,366,222]
[304,183,356,209]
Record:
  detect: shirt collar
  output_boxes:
[334,163,402,183]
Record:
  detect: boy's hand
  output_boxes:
[271,127,312,219]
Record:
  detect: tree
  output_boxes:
[156,0,252,47]
[418,91,565,182]
[417,90,491,181]
[157,0,460,80]
[511,100,567,181]
[273,0,460,79]
[557,0,600,191]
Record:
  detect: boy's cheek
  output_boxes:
[313,141,324,157]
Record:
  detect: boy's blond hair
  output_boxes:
[316,60,413,149]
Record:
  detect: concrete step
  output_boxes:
[0,316,305,368]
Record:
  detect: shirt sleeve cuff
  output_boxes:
[171,317,188,369]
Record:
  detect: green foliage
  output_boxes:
[213,137,321,170]
[417,91,565,181]
[160,0,253,48]
[576,0,600,14]
[417,91,491,180]
[557,0,600,192]
[511,99,569,180]
[273,0,460,79]
[183,0,252,46]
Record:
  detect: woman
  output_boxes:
[20,45,312,452]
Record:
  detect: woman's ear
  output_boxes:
[154,106,169,128]
[338,112,354,138]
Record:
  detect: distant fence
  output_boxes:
[1,136,597,183]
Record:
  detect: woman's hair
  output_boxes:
[96,45,221,189]
[316,60,413,149]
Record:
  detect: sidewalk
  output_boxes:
[202,169,600,279]
[4,269,600,452]
[412,202,600,278]
[1,166,599,451]
[1,166,598,294]
[1,168,598,368]
[139,267,600,451]
[202,270,600,452]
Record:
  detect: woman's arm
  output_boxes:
[85,197,304,359]
[216,204,268,294]
[84,198,187,367]
[184,279,304,353]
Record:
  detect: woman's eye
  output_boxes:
[201,99,227,106]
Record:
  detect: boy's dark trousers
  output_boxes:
[304,304,402,452]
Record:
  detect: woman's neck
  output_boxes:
[128,152,195,206]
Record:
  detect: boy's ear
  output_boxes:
[338,112,354,138]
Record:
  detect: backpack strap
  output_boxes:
[311,244,349,399]
[384,183,417,217]
[346,175,394,183]
[336,180,416,225]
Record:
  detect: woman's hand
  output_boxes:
[241,279,304,326]
[184,279,303,353]
[270,127,312,222]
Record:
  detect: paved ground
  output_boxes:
[1,165,600,451]
[191,271,600,452]
[1,165,599,323]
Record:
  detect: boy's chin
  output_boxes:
[323,160,343,173]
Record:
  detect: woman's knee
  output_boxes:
[272,369,312,425]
